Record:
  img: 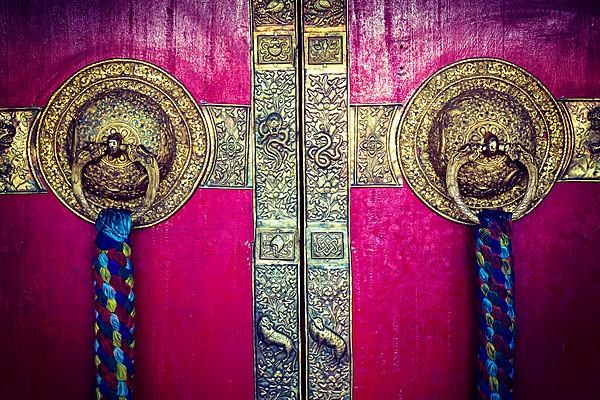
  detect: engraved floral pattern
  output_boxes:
[562,100,600,180]
[307,267,351,400]
[255,264,300,400]
[0,110,44,193]
[206,106,249,187]
[255,71,298,220]
[305,74,348,222]
[355,105,396,185]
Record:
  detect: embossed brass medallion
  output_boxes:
[397,58,571,224]
[35,59,214,228]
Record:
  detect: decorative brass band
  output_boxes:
[351,104,403,186]
[251,1,301,399]
[0,108,45,194]
[34,59,214,228]
[2,104,411,194]
[560,99,600,181]
[397,58,572,225]
[202,105,251,188]
[302,1,352,398]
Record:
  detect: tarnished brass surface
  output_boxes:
[560,99,600,181]
[35,59,213,228]
[251,1,301,398]
[446,140,539,224]
[351,104,403,186]
[397,58,572,224]
[303,0,346,27]
[303,0,352,398]
[203,105,251,188]
[0,108,44,193]
[253,0,295,26]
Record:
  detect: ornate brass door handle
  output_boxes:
[446,140,539,223]
[72,140,160,220]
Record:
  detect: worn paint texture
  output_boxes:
[0,1,253,399]
[0,1,599,400]
[350,1,600,399]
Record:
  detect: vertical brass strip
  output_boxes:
[251,1,302,399]
[301,1,352,398]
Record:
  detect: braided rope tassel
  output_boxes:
[93,209,135,400]
[475,210,515,400]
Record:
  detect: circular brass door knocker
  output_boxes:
[34,59,215,228]
[395,58,573,224]
[446,139,539,224]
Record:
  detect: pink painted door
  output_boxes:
[0,1,255,399]
[350,1,600,399]
[0,1,599,400]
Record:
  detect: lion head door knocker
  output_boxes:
[34,59,214,399]
[396,58,573,400]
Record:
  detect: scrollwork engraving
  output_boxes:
[255,71,298,220]
[257,35,294,64]
[355,105,396,185]
[306,267,351,399]
[205,106,249,187]
[255,264,300,400]
[305,74,348,222]
[0,110,44,193]
[562,100,600,180]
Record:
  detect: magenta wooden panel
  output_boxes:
[350,1,600,399]
[0,1,254,399]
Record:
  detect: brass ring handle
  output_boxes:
[72,143,160,220]
[446,143,539,223]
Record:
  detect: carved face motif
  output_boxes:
[265,112,283,135]
[429,88,533,199]
[107,134,123,157]
[484,134,500,156]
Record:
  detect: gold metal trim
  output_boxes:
[251,1,301,398]
[302,1,352,398]
[559,98,600,181]
[0,108,45,194]
[202,104,251,188]
[352,104,403,186]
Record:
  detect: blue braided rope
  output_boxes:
[475,210,515,400]
[93,209,135,400]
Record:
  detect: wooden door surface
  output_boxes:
[1,1,600,400]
